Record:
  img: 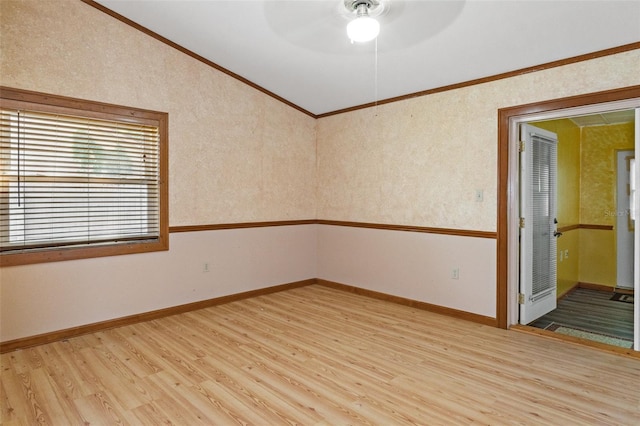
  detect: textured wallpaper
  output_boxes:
[580,122,635,225]
[530,119,634,288]
[317,50,640,232]
[531,118,581,227]
[2,1,639,232]
[579,122,634,286]
[0,0,317,226]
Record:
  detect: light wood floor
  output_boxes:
[2,285,639,425]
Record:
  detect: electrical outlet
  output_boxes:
[564,249,569,259]
[475,190,484,202]
[203,262,210,273]
[451,268,460,280]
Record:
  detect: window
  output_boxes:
[0,87,168,266]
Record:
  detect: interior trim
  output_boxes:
[317,219,496,238]
[79,0,315,118]
[314,42,640,117]
[557,224,580,233]
[1,221,497,352]
[80,1,639,119]
[170,220,496,239]
[557,224,615,232]
[0,86,170,267]
[0,279,315,354]
[560,282,619,299]
[497,85,640,330]
[577,282,617,292]
[1,277,497,353]
[579,224,615,231]
[169,220,317,233]
[317,279,498,326]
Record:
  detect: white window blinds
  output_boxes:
[530,134,557,299]
[0,107,161,254]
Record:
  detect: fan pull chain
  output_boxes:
[374,37,379,115]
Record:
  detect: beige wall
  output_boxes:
[0,0,317,342]
[317,226,497,318]
[0,0,317,226]
[1,0,640,341]
[316,53,640,231]
[316,50,638,315]
[1,226,318,342]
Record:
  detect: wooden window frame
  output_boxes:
[0,87,168,266]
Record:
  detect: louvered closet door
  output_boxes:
[519,123,558,325]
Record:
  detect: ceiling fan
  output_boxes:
[344,0,385,43]
[263,0,466,54]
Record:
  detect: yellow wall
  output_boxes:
[557,230,580,296]
[531,119,581,296]
[580,122,635,287]
[580,122,635,225]
[530,121,635,291]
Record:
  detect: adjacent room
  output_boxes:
[526,114,636,348]
[1,0,639,424]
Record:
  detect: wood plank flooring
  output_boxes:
[530,288,634,341]
[2,284,639,425]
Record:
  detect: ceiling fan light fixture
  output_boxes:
[347,2,380,43]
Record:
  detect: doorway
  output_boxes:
[519,115,635,349]
[496,85,640,351]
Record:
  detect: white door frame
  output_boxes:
[505,98,640,350]
[634,109,639,350]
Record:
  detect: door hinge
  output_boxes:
[519,217,525,228]
[518,293,525,304]
[519,140,525,152]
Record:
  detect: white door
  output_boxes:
[616,150,634,289]
[634,108,639,351]
[519,123,558,324]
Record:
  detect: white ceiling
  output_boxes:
[569,110,636,127]
[95,0,640,116]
